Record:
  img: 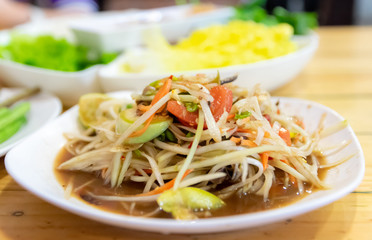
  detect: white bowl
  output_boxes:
[70,5,234,53]
[99,33,318,93]
[0,60,101,107]
[0,88,62,156]
[5,91,364,234]
[0,27,102,107]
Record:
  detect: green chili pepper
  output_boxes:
[185,102,198,112]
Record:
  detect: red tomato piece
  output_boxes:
[166,85,233,128]
[210,85,233,121]
[167,100,198,127]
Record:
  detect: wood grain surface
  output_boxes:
[0,26,371,240]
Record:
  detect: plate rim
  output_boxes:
[0,89,62,156]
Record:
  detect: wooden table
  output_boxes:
[0,26,371,239]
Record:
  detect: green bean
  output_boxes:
[0,102,30,131]
[165,129,177,143]
[0,116,26,143]
[0,108,10,119]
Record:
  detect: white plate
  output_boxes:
[99,33,318,93]
[5,92,364,234]
[0,88,62,156]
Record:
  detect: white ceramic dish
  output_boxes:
[71,4,234,53]
[0,88,62,156]
[5,91,364,234]
[0,24,102,107]
[99,33,318,93]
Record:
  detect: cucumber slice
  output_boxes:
[116,109,172,144]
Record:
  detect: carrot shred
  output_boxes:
[230,136,241,144]
[260,152,270,171]
[264,131,270,138]
[129,114,155,137]
[279,127,291,146]
[138,169,193,196]
[236,128,252,133]
[152,77,172,113]
[241,139,257,148]
[138,105,151,112]
[227,114,235,120]
[130,77,172,137]
[295,118,305,129]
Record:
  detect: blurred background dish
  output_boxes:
[98,32,318,93]
[0,22,118,106]
[0,1,319,106]
[70,4,234,53]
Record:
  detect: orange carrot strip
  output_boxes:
[227,114,235,120]
[129,114,155,137]
[153,77,172,113]
[260,152,269,171]
[264,131,270,138]
[241,139,257,148]
[294,118,305,129]
[230,136,241,144]
[138,105,151,112]
[237,128,252,133]
[138,169,193,196]
[279,127,291,146]
[130,77,172,137]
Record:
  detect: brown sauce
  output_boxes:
[54,148,326,219]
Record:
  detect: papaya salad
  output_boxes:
[56,74,349,220]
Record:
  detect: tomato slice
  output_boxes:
[210,85,233,121]
[167,100,199,128]
[167,85,233,128]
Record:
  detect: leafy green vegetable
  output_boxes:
[273,7,318,35]
[0,34,118,72]
[233,0,318,35]
[235,111,251,119]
